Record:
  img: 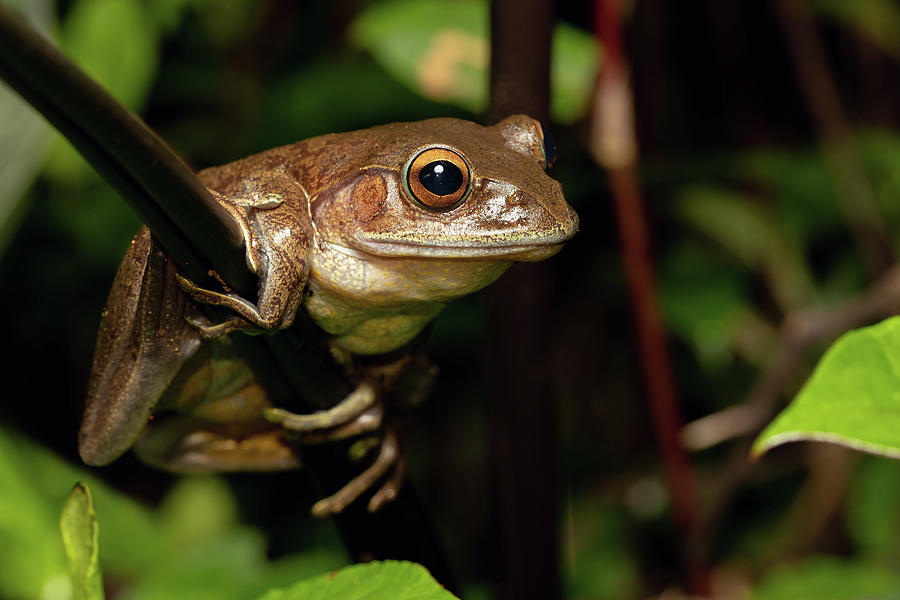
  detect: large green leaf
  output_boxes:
[60,483,104,600]
[754,316,900,458]
[257,561,459,600]
[349,0,599,124]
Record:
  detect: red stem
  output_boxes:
[593,0,709,594]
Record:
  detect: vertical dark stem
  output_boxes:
[487,0,553,123]
[591,0,709,594]
[487,1,560,599]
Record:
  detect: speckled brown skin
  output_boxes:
[79,115,578,515]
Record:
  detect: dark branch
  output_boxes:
[488,1,560,599]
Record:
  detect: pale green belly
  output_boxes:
[304,281,445,355]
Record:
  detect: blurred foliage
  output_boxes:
[46,0,160,184]
[349,0,599,124]
[811,0,900,61]
[0,426,345,599]
[751,556,900,600]
[1,0,900,598]
[0,0,54,254]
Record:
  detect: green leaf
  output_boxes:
[0,425,163,598]
[257,561,459,600]
[754,316,900,458]
[349,0,599,124]
[60,483,104,600]
[0,424,348,599]
[752,555,900,600]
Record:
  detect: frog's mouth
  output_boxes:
[352,224,576,261]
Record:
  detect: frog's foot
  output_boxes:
[264,381,404,516]
[264,381,379,435]
[310,429,406,517]
[176,273,276,329]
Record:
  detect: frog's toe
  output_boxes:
[185,314,257,338]
[310,429,402,518]
[176,273,272,328]
[265,381,378,434]
[367,452,406,512]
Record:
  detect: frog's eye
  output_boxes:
[537,121,556,170]
[404,147,471,209]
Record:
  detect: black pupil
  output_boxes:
[540,122,556,168]
[419,160,463,196]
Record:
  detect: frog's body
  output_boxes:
[79,115,578,516]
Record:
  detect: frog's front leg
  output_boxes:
[178,177,314,334]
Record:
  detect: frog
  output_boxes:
[78,115,579,517]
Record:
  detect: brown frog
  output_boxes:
[79,115,578,516]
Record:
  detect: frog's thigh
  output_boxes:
[134,419,299,472]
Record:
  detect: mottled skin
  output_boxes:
[79,115,578,516]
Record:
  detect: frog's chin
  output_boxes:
[350,237,566,262]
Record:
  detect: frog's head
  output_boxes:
[308,115,578,262]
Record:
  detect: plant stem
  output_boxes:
[591,0,709,594]
[488,0,560,598]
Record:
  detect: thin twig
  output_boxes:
[686,265,900,452]
[690,266,900,560]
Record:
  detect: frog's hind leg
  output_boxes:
[134,418,301,472]
[80,227,203,466]
[264,381,406,516]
